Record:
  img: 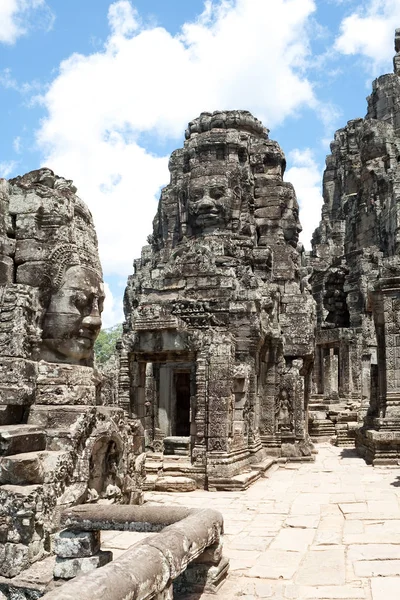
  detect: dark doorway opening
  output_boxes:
[175,372,191,436]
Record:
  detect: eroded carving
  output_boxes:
[120,110,315,490]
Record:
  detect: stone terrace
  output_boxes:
[102,444,400,599]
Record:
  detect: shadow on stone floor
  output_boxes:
[339,448,359,458]
[390,476,400,487]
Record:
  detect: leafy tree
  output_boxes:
[94,323,122,365]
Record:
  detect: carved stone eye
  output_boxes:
[73,292,88,311]
[190,190,203,202]
[210,187,225,200]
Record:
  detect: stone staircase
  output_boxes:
[308,399,336,442]
[0,423,52,577]
[0,407,90,578]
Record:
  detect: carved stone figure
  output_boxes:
[120,110,315,491]
[0,169,143,579]
[40,257,104,365]
[309,30,400,461]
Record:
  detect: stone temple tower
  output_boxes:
[309,30,400,464]
[120,110,315,490]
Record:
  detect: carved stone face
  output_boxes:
[188,175,233,232]
[41,265,105,365]
[282,199,302,247]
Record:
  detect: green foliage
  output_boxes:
[94,323,122,365]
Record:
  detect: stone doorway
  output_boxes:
[174,371,191,436]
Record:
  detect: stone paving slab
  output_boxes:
[100,444,400,599]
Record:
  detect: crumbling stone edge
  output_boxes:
[42,504,228,599]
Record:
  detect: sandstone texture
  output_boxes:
[309,29,400,464]
[0,170,144,580]
[120,109,315,490]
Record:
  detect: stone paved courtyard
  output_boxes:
[102,444,400,599]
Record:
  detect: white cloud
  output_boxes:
[13,136,21,153]
[36,0,321,278]
[285,148,323,249]
[108,0,139,36]
[0,160,18,178]
[0,0,54,45]
[335,0,400,72]
[102,282,124,329]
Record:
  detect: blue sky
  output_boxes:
[1,0,399,327]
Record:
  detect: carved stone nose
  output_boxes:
[82,300,102,330]
[82,314,101,330]
[197,194,215,210]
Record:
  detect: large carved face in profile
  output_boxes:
[188,174,233,233]
[41,265,105,365]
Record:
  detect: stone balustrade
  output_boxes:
[41,504,228,600]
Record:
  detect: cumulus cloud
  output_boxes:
[36,0,322,278]
[335,0,400,72]
[285,148,323,249]
[0,0,54,44]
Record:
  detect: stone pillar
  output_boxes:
[360,353,372,420]
[190,354,207,483]
[339,342,351,397]
[117,346,130,415]
[323,349,338,400]
[357,280,400,464]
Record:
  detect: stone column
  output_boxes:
[117,346,130,415]
[323,349,339,400]
[357,279,400,464]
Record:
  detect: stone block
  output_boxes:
[0,405,24,425]
[53,550,113,579]
[54,530,101,558]
[0,425,46,456]
[0,256,13,284]
[0,542,29,577]
[155,476,196,492]
[0,359,37,405]
[174,555,229,595]
[0,452,44,485]
[35,384,96,405]
[194,540,223,565]
[16,261,47,285]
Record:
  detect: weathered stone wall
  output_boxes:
[0,170,144,579]
[310,30,400,462]
[120,110,315,490]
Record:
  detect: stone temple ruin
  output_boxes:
[309,29,400,464]
[120,110,316,491]
[0,26,400,600]
[0,170,144,581]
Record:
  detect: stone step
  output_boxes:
[155,476,197,492]
[252,457,276,474]
[0,450,70,485]
[45,429,75,452]
[144,461,163,474]
[208,470,261,491]
[28,405,94,428]
[0,424,46,456]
